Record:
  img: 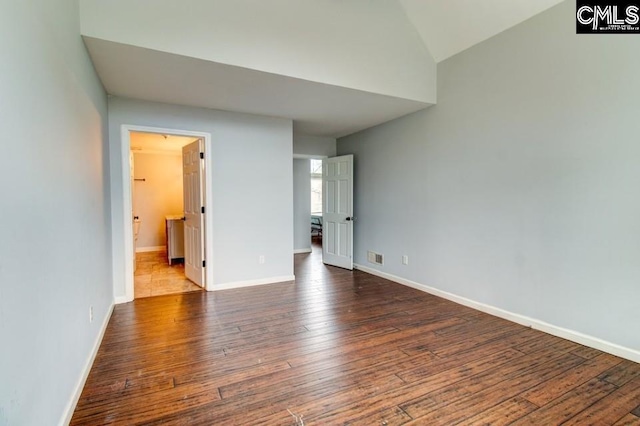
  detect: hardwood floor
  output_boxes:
[72,241,640,425]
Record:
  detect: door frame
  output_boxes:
[120,124,213,302]
[293,154,328,253]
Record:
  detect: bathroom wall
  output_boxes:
[133,152,184,250]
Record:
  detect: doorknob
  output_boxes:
[346,216,356,221]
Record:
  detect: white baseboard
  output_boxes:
[212,275,296,291]
[354,263,640,363]
[135,246,164,253]
[294,248,312,254]
[60,302,114,425]
[114,295,131,305]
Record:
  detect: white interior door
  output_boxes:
[183,139,205,287]
[323,154,354,270]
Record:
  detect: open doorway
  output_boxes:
[120,125,212,303]
[310,158,323,252]
[293,154,354,269]
[130,132,204,298]
[293,156,324,256]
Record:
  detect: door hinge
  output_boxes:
[201,206,205,214]
[202,260,206,268]
[200,152,204,159]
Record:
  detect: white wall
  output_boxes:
[79,0,436,103]
[339,1,640,355]
[133,153,184,249]
[0,0,111,424]
[293,159,312,252]
[109,98,293,296]
[293,134,337,158]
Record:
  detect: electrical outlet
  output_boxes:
[402,255,409,265]
[89,306,94,323]
[259,255,265,264]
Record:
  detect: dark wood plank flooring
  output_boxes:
[72,242,640,425]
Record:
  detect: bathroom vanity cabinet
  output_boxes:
[165,215,185,265]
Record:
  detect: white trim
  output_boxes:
[135,246,164,253]
[293,154,329,160]
[60,303,114,425]
[354,264,640,364]
[120,125,213,302]
[212,275,296,291]
[121,125,135,303]
[131,149,182,156]
[294,248,312,254]
[114,296,129,305]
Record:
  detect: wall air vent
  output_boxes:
[367,251,383,265]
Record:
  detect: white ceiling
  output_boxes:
[399,0,565,62]
[83,1,564,137]
[130,132,197,153]
[83,37,431,138]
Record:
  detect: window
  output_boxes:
[311,159,322,215]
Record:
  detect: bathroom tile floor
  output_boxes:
[134,250,203,299]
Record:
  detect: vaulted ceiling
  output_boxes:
[80,0,566,138]
[398,0,565,62]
